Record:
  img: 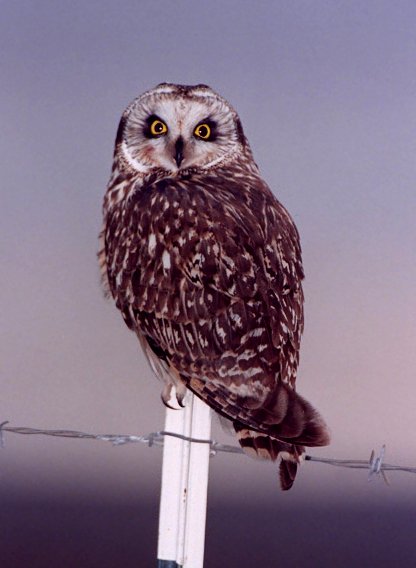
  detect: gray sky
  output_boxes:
[1,0,416,517]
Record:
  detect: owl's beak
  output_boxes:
[174,136,184,168]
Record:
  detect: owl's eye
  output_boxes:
[194,123,212,140]
[149,119,168,137]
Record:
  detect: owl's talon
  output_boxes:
[175,381,188,407]
[161,384,176,409]
[176,392,186,408]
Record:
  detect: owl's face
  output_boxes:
[117,83,247,174]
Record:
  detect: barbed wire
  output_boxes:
[0,421,243,455]
[1,421,416,483]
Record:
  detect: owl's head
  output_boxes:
[114,83,250,174]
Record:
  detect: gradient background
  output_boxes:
[1,1,416,566]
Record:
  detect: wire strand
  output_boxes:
[1,422,415,482]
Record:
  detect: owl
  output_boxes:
[99,83,330,490]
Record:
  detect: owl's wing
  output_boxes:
[171,186,329,448]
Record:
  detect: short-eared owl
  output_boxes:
[99,83,329,490]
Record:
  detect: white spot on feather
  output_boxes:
[226,377,267,396]
[162,250,171,270]
[244,367,263,379]
[148,234,156,254]
[186,331,195,345]
[215,324,226,341]
[237,350,256,362]
[231,312,242,326]
[198,334,209,348]
[228,283,236,295]
[248,328,265,338]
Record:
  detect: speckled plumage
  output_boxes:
[99,83,329,490]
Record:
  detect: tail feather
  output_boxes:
[234,385,330,491]
[184,370,330,490]
[279,459,298,491]
[234,424,305,490]
[245,383,330,447]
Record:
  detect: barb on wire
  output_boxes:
[1,422,416,482]
[369,445,389,485]
[0,421,9,448]
[305,445,416,482]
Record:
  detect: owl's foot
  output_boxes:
[161,383,187,409]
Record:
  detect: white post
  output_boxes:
[157,393,212,568]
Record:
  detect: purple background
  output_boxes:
[1,1,415,565]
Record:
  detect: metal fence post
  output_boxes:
[157,393,212,568]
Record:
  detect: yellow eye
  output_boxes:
[150,119,168,137]
[194,123,211,140]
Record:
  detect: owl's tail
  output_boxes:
[234,426,304,490]
[233,384,330,490]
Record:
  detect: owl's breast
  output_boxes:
[106,174,258,306]
[105,173,303,354]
